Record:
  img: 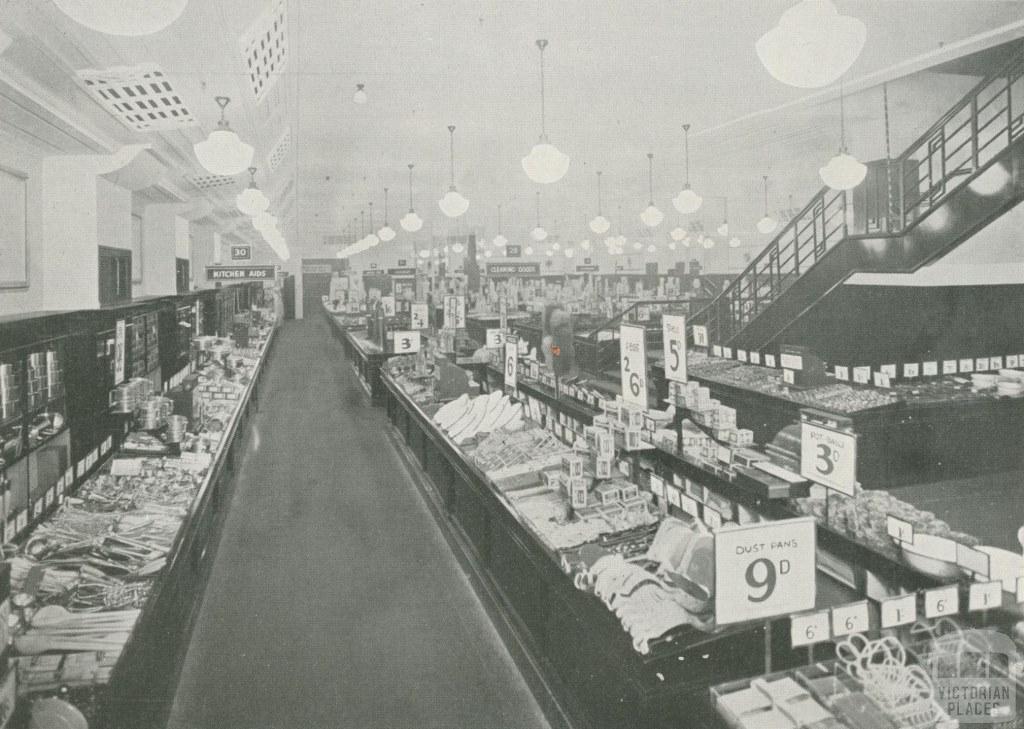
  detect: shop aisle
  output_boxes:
[168,318,551,729]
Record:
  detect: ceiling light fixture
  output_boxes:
[439,126,470,218]
[493,204,508,247]
[717,198,729,237]
[524,245,534,255]
[756,0,866,89]
[236,166,269,216]
[590,170,610,234]
[565,248,574,258]
[401,163,424,232]
[452,240,464,254]
[353,83,367,104]
[378,187,396,241]
[820,80,867,190]
[640,153,664,227]
[673,124,703,214]
[757,175,778,234]
[670,227,686,241]
[53,0,188,36]
[522,39,570,184]
[580,239,591,250]
[194,96,254,176]
[729,237,742,248]
[531,191,548,241]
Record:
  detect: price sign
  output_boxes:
[791,611,831,648]
[835,366,849,382]
[737,349,748,363]
[943,360,958,375]
[679,493,699,517]
[381,295,396,317]
[499,298,508,331]
[959,358,974,373]
[703,506,723,530]
[765,354,777,369]
[923,361,938,377]
[903,363,920,378]
[924,585,959,618]
[800,422,857,496]
[444,295,466,329]
[714,517,816,625]
[392,331,420,354]
[723,347,733,360]
[831,601,870,637]
[411,303,428,330]
[1007,355,1020,368]
[712,345,723,358]
[114,319,126,385]
[780,352,804,371]
[662,314,687,384]
[969,581,1003,612]
[956,543,991,578]
[750,352,761,365]
[991,356,1004,370]
[886,515,914,544]
[485,329,503,349]
[649,475,666,501]
[976,357,989,372]
[619,324,648,409]
[853,366,871,384]
[783,369,795,385]
[881,594,917,628]
[692,325,709,348]
[666,485,682,509]
[872,371,892,388]
[880,364,897,377]
[504,337,518,391]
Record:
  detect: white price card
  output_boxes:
[886,514,914,544]
[443,295,466,329]
[976,357,990,372]
[750,352,761,365]
[737,349,748,363]
[619,324,648,409]
[780,353,804,371]
[723,347,733,360]
[381,295,396,317]
[880,364,897,377]
[485,329,503,349]
[903,363,920,379]
[1007,355,1020,369]
[783,369,796,385]
[956,543,991,578]
[103,436,112,454]
[692,325,709,348]
[853,366,871,384]
[714,517,817,626]
[765,354,777,369]
[924,585,960,619]
[991,356,1004,370]
[959,358,974,373]
[712,345,723,357]
[392,331,420,354]
[115,319,126,385]
[791,611,831,648]
[835,366,849,382]
[969,581,1003,612]
[831,601,870,637]
[923,361,938,377]
[800,422,857,496]
[666,486,682,509]
[410,303,428,330]
[649,475,666,501]
[15,512,26,534]
[703,506,723,530]
[504,337,518,391]
[662,315,687,383]
[679,494,699,518]
[881,594,917,628]
[943,360,958,375]
[1017,577,1024,604]
[872,371,892,388]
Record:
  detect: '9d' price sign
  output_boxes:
[619,324,648,408]
[715,517,817,625]
[800,421,857,496]
[662,314,687,383]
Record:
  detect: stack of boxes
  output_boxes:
[195,377,245,402]
[668,381,755,457]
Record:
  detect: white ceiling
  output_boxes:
[2,0,1023,259]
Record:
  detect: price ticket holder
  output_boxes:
[799,409,858,529]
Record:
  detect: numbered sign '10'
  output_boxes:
[619,324,648,409]
[714,517,817,626]
[392,331,420,354]
[662,314,687,383]
[800,422,857,496]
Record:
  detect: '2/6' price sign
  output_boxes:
[662,314,687,383]
[800,421,857,496]
[620,324,648,408]
[715,517,817,626]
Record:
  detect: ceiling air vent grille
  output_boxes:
[267,125,291,172]
[240,0,288,103]
[77,64,197,132]
[186,173,239,191]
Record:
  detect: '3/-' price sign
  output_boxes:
[715,517,817,625]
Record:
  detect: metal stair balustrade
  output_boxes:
[693,42,1024,350]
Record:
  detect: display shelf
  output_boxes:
[339,327,402,404]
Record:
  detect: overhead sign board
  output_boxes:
[387,267,417,277]
[230,245,252,261]
[576,265,599,272]
[487,262,540,277]
[207,265,276,281]
[505,245,522,258]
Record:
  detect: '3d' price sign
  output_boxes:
[662,314,687,383]
[800,422,857,496]
[504,335,518,391]
[410,303,428,330]
[392,331,420,354]
[619,324,647,408]
[714,517,817,625]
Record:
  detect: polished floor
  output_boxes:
[169,318,550,729]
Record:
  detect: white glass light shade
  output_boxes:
[493,233,508,247]
[452,242,464,253]
[521,143,570,184]
[236,186,269,216]
[632,241,642,251]
[640,204,664,228]
[579,239,591,250]
[672,187,703,214]
[53,0,188,35]
[681,237,691,248]
[668,242,677,251]
[729,237,741,248]
[647,244,657,253]
[969,163,1011,196]
[589,215,610,234]
[366,233,380,248]
[353,86,368,104]
[552,242,561,251]
[400,211,424,232]
[756,0,866,89]
[418,249,430,260]
[485,250,493,258]
[546,249,554,257]
[378,225,396,242]
[438,190,470,218]
[703,237,715,249]
[524,246,534,255]
[531,226,548,242]
[717,222,729,237]
[565,248,574,258]
[443,245,450,254]
[819,152,867,191]
[194,129,253,176]
[670,227,686,241]
[757,215,779,234]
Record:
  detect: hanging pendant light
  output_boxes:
[236,167,269,216]
[525,245,534,255]
[452,240,464,253]
[589,171,610,233]
[353,84,368,104]
[580,239,591,250]
[729,237,742,248]
[522,40,570,184]
[717,198,730,237]
[439,126,469,218]
[647,244,657,253]
[640,153,664,227]
[670,227,686,241]
[565,248,575,258]
[401,163,424,232]
[756,0,866,89]
[53,0,188,36]
[820,80,867,190]
[194,97,254,176]
[757,175,779,234]
[668,242,677,251]
[531,191,548,241]
[673,124,703,214]
[378,187,396,241]
[493,204,508,247]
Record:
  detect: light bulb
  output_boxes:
[579,239,591,250]
[672,187,703,214]
[632,241,642,251]
[400,211,424,232]
[564,248,574,258]
[353,84,368,104]
[522,143,570,184]
[452,242,464,253]
[493,233,508,247]
[729,237,741,248]
[703,237,715,249]
[670,227,686,241]
[819,152,867,191]
[590,215,610,234]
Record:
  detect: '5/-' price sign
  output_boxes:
[662,314,687,383]
[715,517,817,626]
[800,421,857,496]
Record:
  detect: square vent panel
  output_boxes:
[240,0,288,103]
[76,64,197,132]
[267,125,291,172]
[186,173,240,192]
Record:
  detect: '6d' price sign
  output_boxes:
[620,324,647,409]
[715,517,817,626]
[504,336,518,391]
[662,314,687,383]
[800,421,857,496]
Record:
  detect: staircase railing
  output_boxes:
[695,41,1024,345]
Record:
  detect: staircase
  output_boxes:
[693,44,1024,351]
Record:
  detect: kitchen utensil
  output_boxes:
[28,697,89,729]
[165,415,188,443]
[108,384,138,414]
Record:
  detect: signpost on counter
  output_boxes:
[662,314,687,383]
[619,324,647,409]
[799,411,858,529]
[504,334,518,395]
[443,295,466,330]
[114,320,126,385]
[230,245,251,261]
[391,331,420,354]
[485,329,503,349]
[410,303,428,330]
[381,295,396,318]
[692,325,709,348]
